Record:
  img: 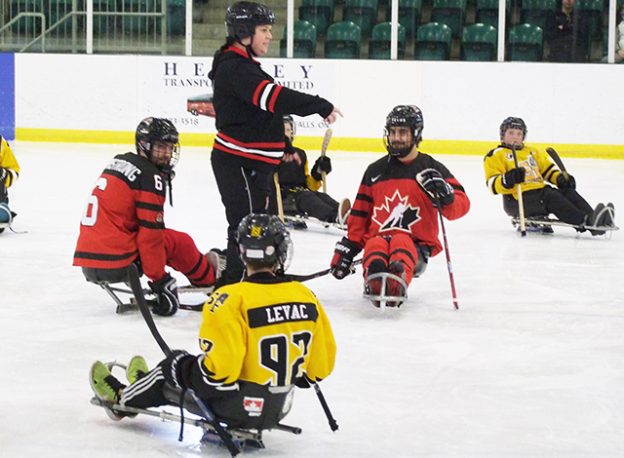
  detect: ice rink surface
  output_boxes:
[1,142,623,457]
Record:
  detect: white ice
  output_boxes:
[1,143,623,457]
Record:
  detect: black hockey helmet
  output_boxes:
[226,2,276,41]
[384,105,424,157]
[237,213,292,272]
[136,117,180,173]
[500,117,527,140]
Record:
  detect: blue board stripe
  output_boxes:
[0,53,15,140]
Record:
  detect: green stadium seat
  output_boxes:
[167,0,185,36]
[461,23,497,60]
[577,0,602,41]
[508,23,543,61]
[520,0,556,32]
[93,0,118,36]
[394,0,422,39]
[47,0,73,35]
[324,20,361,58]
[299,0,334,38]
[122,0,156,35]
[11,0,43,35]
[368,21,407,59]
[280,20,318,58]
[475,0,511,29]
[343,0,378,38]
[430,0,467,38]
[414,21,452,60]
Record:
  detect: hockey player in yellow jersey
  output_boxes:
[89,213,336,431]
[483,117,614,235]
[0,135,20,232]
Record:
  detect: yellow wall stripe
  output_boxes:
[16,128,624,159]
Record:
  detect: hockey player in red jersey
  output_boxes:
[73,118,219,316]
[330,105,470,307]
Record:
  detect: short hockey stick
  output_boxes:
[546,147,573,183]
[127,264,241,457]
[545,147,567,173]
[511,145,526,237]
[313,384,338,431]
[273,172,285,222]
[320,128,333,194]
[435,197,459,310]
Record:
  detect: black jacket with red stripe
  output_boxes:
[347,152,470,257]
[73,152,168,281]
[209,45,334,170]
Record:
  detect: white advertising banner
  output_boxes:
[14,54,624,152]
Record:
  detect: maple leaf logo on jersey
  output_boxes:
[372,190,421,233]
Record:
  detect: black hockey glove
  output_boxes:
[160,350,196,390]
[311,156,332,181]
[556,172,576,190]
[501,167,526,189]
[330,237,361,279]
[0,167,7,185]
[294,373,314,389]
[148,273,179,316]
[416,168,455,207]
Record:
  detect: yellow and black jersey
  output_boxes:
[484,144,561,199]
[0,136,20,187]
[194,272,336,393]
[278,142,322,192]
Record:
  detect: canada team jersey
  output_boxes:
[348,153,470,257]
[484,144,562,199]
[73,152,168,281]
[194,274,336,392]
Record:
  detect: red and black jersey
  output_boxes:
[209,46,333,170]
[73,152,168,281]
[347,152,470,257]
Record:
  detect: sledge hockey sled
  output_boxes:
[363,272,408,309]
[284,214,347,231]
[284,198,351,232]
[96,281,210,313]
[91,361,302,455]
[511,216,619,236]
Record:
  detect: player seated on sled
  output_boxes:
[73,117,220,316]
[0,135,20,233]
[89,214,336,436]
[329,105,470,308]
[484,117,615,236]
[277,115,350,228]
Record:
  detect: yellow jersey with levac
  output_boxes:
[483,144,561,200]
[0,136,20,187]
[197,273,336,390]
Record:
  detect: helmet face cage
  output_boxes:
[136,117,180,173]
[384,105,424,157]
[225,1,276,40]
[499,117,527,142]
[237,214,293,272]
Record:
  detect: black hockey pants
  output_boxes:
[211,150,275,284]
[506,186,593,225]
[285,189,339,222]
